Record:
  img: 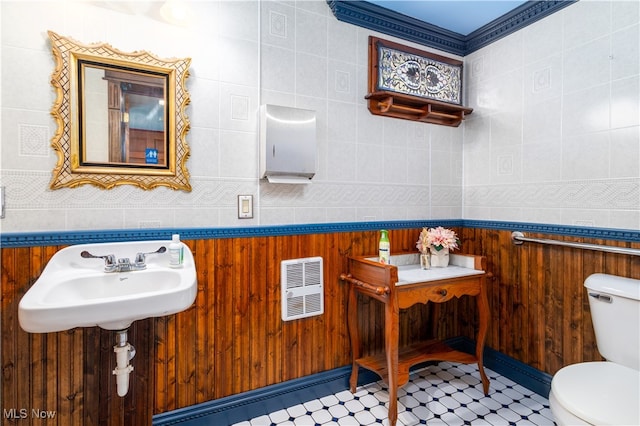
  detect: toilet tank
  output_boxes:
[584,273,640,371]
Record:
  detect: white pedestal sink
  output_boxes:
[18,239,197,333]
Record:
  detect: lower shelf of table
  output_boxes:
[355,339,479,384]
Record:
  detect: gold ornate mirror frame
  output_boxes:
[48,31,192,191]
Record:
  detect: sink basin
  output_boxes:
[18,240,197,332]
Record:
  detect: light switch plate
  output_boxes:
[238,195,253,219]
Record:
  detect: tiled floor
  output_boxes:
[233,362,555,426]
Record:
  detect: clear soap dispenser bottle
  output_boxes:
[169,234,184,268]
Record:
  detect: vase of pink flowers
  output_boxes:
[416,226,460,268]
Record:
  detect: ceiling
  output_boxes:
[328,0,577,56]
[92,1,577,57]
[367,0,528,36]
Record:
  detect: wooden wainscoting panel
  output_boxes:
[562,235,585,375]
[3,228,639,425]
[193,238,216,403]
[525,237,546,372]
[460,228,640,376]
[265,236,283,387]
[213,237,233,399]
[154,314,174,413]
[1,247,20,419]
[232,237,251,394]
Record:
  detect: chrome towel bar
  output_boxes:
[511,231,640,257]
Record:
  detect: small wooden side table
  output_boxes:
[340,253,490,426]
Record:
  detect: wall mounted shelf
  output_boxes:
[367,36,473,127]
[365,91,472,127]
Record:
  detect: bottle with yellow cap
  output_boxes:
[379,229,390,264]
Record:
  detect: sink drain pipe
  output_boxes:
[113,329,136,397]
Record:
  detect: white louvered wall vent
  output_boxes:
[281,257,324,321]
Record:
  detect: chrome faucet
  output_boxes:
[80,251,118,272]
[81,246,166,272]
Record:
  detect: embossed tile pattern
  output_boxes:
[233,362,555,426]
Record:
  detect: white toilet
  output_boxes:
[549,273,640,425]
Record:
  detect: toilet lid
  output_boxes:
[552,362,640,426]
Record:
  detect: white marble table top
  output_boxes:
[366,253,484,286]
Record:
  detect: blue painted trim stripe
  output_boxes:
[0,220,461,248]
[2,220,638,248]
[151,337,552,425]
[463,220,640,243]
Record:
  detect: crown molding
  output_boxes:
[465,0,577,54]
[327,0,578,56]
[327,0,466,56]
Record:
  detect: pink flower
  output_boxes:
[416,226,460,253]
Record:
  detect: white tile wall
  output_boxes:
[1,0,637,233]
[463,0,640,230]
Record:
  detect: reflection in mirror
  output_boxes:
[48,31,192,191]
[81,64,168,167]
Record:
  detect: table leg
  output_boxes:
[347,283,360,393]
[385,296,399,426]
[476,281,490,395]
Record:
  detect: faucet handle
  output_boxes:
[134,246,167,268]
[80,251,117,272]
[134,252,146,266]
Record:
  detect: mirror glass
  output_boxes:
[48,31,192,191]
[81,63,168,167]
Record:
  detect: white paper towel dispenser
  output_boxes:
[260,104,316,184]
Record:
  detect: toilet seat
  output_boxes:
[551,362,640,426]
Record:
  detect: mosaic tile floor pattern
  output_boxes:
[233,362,555,426]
